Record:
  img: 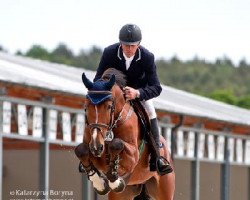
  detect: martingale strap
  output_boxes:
[112,104,133,128]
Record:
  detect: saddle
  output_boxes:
[130,99,150,137]
[130,99,173,176]
[129,99,160,157]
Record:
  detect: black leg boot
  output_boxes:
[149,118,173,175]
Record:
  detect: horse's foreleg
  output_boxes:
[75,143,110,195]
[75,142,90,167]
[107,138,126,192]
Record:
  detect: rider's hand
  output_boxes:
[123,86,140,100]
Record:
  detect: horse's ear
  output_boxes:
[105,74,116,90]
[82,73,93,90]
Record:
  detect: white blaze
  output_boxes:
[92,128,98,149]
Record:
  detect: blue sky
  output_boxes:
[1,0,250,64]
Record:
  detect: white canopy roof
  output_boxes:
[1,52,250,126]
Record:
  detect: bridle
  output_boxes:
[85,90,132,142]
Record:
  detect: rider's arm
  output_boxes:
[137,54,162,101]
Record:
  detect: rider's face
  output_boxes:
[121,44,139,58]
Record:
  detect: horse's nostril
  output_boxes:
[97,144,104,152]
[89,145,94,152]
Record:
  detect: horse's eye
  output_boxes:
[107,104,113,110]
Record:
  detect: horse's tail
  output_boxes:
[134,184,150,200]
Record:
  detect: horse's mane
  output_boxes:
[101,68,127,88]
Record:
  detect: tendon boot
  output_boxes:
[149,118,173,175]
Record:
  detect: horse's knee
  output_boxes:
[75,143,89,158]
[109,138,124,154]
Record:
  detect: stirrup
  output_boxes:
[156,156,173,175]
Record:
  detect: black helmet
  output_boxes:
[119,24,142,45]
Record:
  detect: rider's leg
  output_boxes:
[142,100,173,175]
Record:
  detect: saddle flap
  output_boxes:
[130,99,160,158]
[130,99,151,139]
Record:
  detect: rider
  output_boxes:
[94,23,173,175]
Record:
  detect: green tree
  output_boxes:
[15,50,24,56]
[237,95,250,109]
[238,58,249,68]
[74,46,102,70]
[25,44,50,60]
[50,43,74,65]
[207,90,237,105]
[85,46,102,70]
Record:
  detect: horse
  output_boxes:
[75,68,175,200]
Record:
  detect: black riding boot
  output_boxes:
[149,118,173,175]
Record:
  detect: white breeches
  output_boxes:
[141,99,157,119]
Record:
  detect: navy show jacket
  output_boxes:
[94,43,162,101]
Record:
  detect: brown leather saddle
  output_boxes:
[129,99,159,155]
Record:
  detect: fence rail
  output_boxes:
[159,123,250,166]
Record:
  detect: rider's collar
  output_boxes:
[117,45,141,62]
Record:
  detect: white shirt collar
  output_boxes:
[123,53,134,70]
[123,53,134,61]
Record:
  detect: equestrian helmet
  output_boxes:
[119,24,142,45]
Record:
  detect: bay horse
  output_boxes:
[75,68,175,200]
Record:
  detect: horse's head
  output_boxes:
[82,72,120,157]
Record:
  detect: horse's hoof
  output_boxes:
[109,178,125,193]
[94,186,110,195]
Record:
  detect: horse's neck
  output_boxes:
[113,85,126,112]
